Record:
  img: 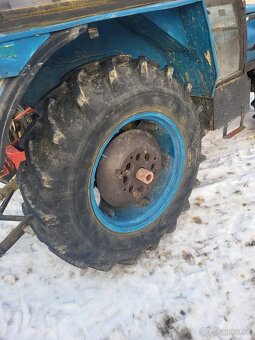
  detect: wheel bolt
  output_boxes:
[136,168,154,184]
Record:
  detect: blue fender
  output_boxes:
[0,35,49,77]
[0,0,218,168]
[0,0,218,98]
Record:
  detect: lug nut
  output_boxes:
[136,168,154,184]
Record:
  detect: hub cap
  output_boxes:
[96,129,162,207]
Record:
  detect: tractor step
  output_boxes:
[223,112,246,139]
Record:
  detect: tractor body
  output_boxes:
[0,0,217,171]
[0,0,254,269]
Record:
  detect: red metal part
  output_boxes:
[0,105,32,181]
[5,144,26,170]
[0,144,26,181]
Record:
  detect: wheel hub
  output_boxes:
[96,129,162,207]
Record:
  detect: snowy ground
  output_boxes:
[0,111,255,340]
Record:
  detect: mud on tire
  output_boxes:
[18,56,201,270]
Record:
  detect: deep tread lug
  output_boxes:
[107,60,118,85]
[145,238,161,251]
[164,66,174,81]
[112,54,131,63]
[201,129,206,138]
[138,57,148,78]
[166,222,177,233]
[182,200,190,212]
[118,252,141,265]
[186,82,192,93]
[194,178,200,188]
[200,154,207,162]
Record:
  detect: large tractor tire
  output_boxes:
[18,56,202,270]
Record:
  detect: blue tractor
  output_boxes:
[0,0,253,270]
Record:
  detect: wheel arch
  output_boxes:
[0,26,87,168]
[0,0,217,168]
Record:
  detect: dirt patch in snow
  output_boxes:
[0,112,255,339]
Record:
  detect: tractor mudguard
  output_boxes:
[0,0,218,169]
[0,26,87,169]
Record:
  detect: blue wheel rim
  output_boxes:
[90,112,186,233]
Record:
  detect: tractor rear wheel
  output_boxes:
[18,56,201,270]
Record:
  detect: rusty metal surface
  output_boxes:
[223,125,246,139]
[0,215,32,257]
[96,129,162,207]
[0,178,24,221]
[214,75,251,130]
[0,177,33,256]
[136,168,154,184]
[0,178,19,201]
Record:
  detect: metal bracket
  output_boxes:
[0,179,33,256]
[223,111,246,139]
[0,189,24,222]
[0,216,32,257]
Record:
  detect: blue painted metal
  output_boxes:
[247,18,255,63]
[144,9,190,49]
[0,0,218,98]
[90,112,186,233]
[0,0,198,43]
[246,4,255,15]
[22,1,217,105]
[246,5,255,63]
[0,34,49,77]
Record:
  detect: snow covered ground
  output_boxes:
[0,111,255,340]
